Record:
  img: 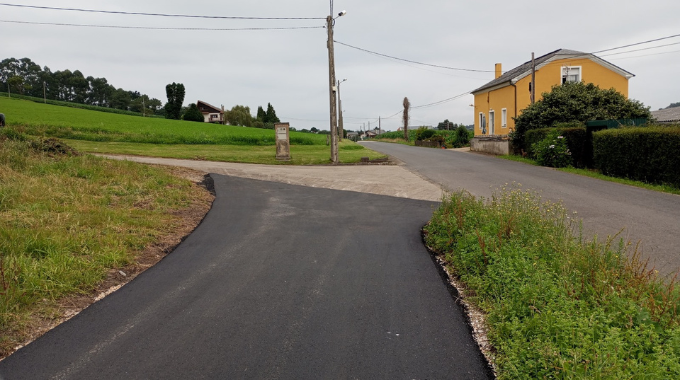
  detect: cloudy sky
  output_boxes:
[2,0,679,131]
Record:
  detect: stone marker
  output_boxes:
[275,123,291,161]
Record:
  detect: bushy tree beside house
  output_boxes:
[183,103,204,122]
[513,82,651,150]
[225,105,253,127]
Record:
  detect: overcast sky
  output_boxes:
[2,0,679,131]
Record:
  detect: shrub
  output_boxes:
[182,103,205,123]
[513,82,651,151]
[415,127,436,141]
[594,126,680,187]
[526,126,588,167]
[455,125,470,146]
[532,130,572,167]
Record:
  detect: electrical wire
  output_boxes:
[592,33,680,54]
[334,40,495,73]
[0,3,325,20]
[0,20,324,31]
[597,41,680,57]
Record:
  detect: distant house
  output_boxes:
[197,100,224,124]
[472,49,635,136]
[651,107,680,124]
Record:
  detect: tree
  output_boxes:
[225,105,254,127]
[403,97,410,140]
[437,119,455,130]
[183,103,205,122]
[513,82,651,150]
[265,103,280,123]
[164,82,185,120]
[310,127,319,133]
[256,106,266,121]
[666,102,680,109]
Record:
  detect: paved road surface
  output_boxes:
[0,175,491,379]
[364,142,680,276]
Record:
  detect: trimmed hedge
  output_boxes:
[525,127,589,168]
[594,126,680,187]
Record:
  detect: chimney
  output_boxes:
[495,63,502,79]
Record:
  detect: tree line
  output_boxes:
[1,57,163,116]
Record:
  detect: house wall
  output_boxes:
[473,57,630,136]
[473,85,516,136]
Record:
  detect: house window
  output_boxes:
[501,108,507,128]
[479,112,487,135]
[562,66,581,84]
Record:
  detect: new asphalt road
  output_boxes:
[0,175,491,379]
[364,142,680,277]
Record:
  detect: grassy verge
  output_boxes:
[424,187,680,379]
[0,132,210,355]
[66,139,385,165]
[498,155,680,196]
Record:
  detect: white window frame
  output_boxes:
[501,108,507,129]
[489,110,495,135]
[561,66,582,84]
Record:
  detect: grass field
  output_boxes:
[67,139,384,165]
[0,133,211,356]
[0,97,384,164]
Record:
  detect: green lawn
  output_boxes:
[68,139,385,165]
[0,97,385,164]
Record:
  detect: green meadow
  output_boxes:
[0,97,384,164]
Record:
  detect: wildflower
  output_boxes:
[557,136,564,139]
[549,145,555,149]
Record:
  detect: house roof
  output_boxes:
[197,100,223,114]
[651,107,680,123]
[472,49,635,94]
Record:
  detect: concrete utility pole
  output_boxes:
[43,81,46,103]
[337,79,346,142]
[531,52,536,105]
[326,15,340,164]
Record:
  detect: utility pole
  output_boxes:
[379,116,381,134]
[43,81,46,103]
[326,15,339,164]
[531,52,536,105]
[337,79,346,142]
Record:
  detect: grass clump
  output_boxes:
[0,132,200,354]
[424,186,680,379]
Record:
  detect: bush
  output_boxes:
[455,125,470,146]
[415,127,436,141]
[526,126,588,167]
[513,82,651,151]
[182,103,205,123]
[594,126,680,187]
[532,130,573,168]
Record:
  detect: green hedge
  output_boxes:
[594,126,680,187]
[525,127,589,168]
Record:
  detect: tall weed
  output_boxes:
[424,186,680,379]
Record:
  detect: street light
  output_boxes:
[337,78,347,141]
[326,10,346,163]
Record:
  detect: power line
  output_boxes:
[334,40,495,73]
[0,20,324,31]
[592,33,680,54]
[598,41,680,57]
[604,48,680,61]
[0,3,324,20]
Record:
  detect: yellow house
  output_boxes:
[472,49,634,136]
